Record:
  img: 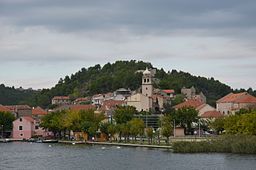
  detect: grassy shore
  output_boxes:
[172,135,256,154]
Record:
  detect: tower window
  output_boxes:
[146,87,148,90]
[147,79,149,82]
[144,79,146,83]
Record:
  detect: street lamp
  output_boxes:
[198,119,201,138]
[1,125,3,139]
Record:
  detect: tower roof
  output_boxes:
[143,67,151,75]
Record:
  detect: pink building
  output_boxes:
[13,116,34,139]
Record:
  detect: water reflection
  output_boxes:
[0,142,256,170]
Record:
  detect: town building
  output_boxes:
[174,99,220,118]
[32,107,49,137]
[52,96,71,105]
[13,116,34,139]
[127,68,171,113]
[216,92,256,115]
[181,86,196,100]
[74,97,91,105]
[181,87,206,103]
[6,105,32,118]
[127,68,154,112]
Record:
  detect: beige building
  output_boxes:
[127,93,152,112]
[127,68,154,112]
[52,96,71,105]
[217,92,256,115]
[181,86,196,99]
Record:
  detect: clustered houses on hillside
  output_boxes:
[2,68,256,140]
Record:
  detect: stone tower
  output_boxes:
[142,68,153,97]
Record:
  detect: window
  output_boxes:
[146,87,148,90]
[144,79,146,83]
[20,118,22,122]
[147,79,149,82]
[19,126,23,130]
[20,134,23,137]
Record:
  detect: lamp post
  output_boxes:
[173,119,176,138]
[198,119,201,138]
[1,125,3,139]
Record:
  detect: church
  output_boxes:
[127,68,171,113]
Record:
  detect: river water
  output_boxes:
[0,142,256,170]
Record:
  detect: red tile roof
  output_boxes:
[32,107,47,115]
[52,96,70,100]
[174,99,204,109]
[102,100,125,109]
[217,92,256,103]
[6,105,31,110]
[201,111,223,118]
[70,105,96,111]
[162,89,175,94]
[75,97,90,102]
[0,105,11,112]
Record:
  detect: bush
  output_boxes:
[172,135,256,154]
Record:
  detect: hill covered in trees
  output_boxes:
[1,60,255,108]
[0,84,37,105]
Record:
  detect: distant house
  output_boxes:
[52,104,96,112]
[113,88,131,100]
[52,96,71,105]
[101,99,126,118]
[216,92,256,115]
[74,97,91,104]
[69,104,96,112]
[91,94,105,106]
[13,115,50,139]
[174,99,220,118]
[6,105,32,118]
[0,105,12,113]
[161,89,175,98]
[174,99,204,110]
[200,110,223,119]
[13,116,34,139]
[181,86,196,100]
[32,107,49,137]
[32,106,47,117]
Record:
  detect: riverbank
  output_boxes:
[86,141,173,149]
[172,135,256,154]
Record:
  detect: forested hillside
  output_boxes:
[0,84,37,105]
[1,60,255,108]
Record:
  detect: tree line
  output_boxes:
[3,60,254,108]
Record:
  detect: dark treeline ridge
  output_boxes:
[0,84,37,105]
[1,60,255,108]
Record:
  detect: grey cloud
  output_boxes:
[1,0,256,36]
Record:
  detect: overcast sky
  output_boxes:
[0,0,256,90]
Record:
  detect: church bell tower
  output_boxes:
[142,68,153,97]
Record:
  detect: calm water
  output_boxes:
[0,142,256,170]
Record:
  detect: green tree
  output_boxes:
[172,107,198,134]
[0,111,15,137]
[113,106,137,124]
[146,127,154,144]
[107,124,117,142]
[160,115,173,144]
[210,117,225,134]
[128,118,145,142]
